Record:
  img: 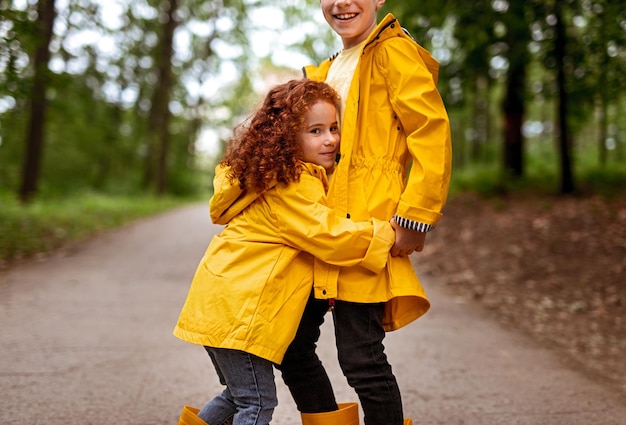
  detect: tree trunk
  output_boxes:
[597,11,608,166]
[618,96,625,162]
[145,0,179,195]
[501,1,528,179]
[502,62,525,178]
[598,97,608,166]
[554,0,575,194]
[18,0,57,203]
[470,74,489,165]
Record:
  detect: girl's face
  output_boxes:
[299,100,340,172]
[320,0,385,49]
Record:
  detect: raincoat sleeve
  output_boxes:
[269,174,395,273]
[379,38,452,226]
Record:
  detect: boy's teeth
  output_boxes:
[337,13,356,19]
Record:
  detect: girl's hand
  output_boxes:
[390,218,427,257]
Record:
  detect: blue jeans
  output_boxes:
[199,347,277,425]
[276,291,404,425]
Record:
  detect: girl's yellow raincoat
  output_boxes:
[173,161,395,364]
[303,14,453,331]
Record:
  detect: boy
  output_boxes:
[276,1,452,425]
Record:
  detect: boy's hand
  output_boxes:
[390,218,427,257]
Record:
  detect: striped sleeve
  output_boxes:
[393,214,435,232]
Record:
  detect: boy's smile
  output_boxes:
[320,0,385,49]
[335,13,358,20]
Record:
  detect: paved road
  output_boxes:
[1,204,625,425]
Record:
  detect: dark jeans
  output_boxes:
[276,291,403,425]
[200,347,277,425]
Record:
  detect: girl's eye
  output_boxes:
[330,125,339,133]
[311,128,321,134]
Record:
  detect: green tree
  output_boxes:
[18,0,57,203]
[1,0,261,200]
[143,0,180,195]
[578,0,626,165]
[500,0,531,179]
[385,0,626,194]
[552,0,575,193]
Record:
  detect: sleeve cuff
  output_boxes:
[359,218,395,273]
[393,214,435,232]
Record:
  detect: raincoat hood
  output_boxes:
[210,162,330,225]
[209,164,271,225]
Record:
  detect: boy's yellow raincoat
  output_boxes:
[304,14,453,331]
[173,162,395,364]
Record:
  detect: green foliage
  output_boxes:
[1,0,625,266]
[577,164,626,199]
[1,0,263,202]
[449,164,507,198]
[391,0,626,195]
[450,145,626,199]
[0,192,199,265]
[277,0,340,64]
[3,0,626,205]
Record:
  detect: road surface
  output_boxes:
[1,204,625,424]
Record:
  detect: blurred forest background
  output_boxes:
[1,0,625,253]
[2,0,626,393]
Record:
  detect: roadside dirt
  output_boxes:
[414,192,626,393]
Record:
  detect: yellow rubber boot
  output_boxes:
[300,402,359,425]
[178,405,209,425]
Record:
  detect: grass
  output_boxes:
[0,192,200,266]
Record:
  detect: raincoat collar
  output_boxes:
[304,13,439,84]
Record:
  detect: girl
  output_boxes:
[174,79,395,425]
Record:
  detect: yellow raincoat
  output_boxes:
[173,161,395,364]
[304,14,453,331]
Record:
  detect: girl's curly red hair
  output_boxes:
[221,79,340,192]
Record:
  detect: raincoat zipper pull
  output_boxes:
[328,298,335,311]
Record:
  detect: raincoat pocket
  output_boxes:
[256,250,313,322]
